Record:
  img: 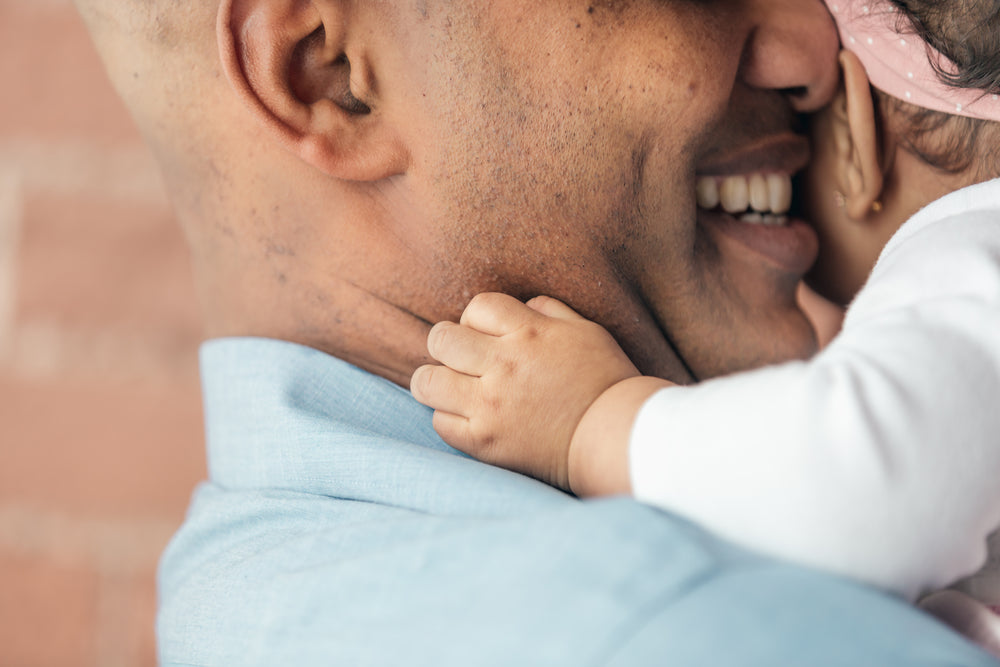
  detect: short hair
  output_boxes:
[73,0,204,53]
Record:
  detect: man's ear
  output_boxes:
[833,50,884,221]
[217,0,408,181]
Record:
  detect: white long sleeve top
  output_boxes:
[630,178,1000,601]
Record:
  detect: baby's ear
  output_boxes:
[835,50,884,221]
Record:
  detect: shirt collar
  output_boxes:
[199,337,569,515]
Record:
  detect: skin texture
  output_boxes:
[74,0,841,390]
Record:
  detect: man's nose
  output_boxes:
[739,0,841,112]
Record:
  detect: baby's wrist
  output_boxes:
[567,376,673,498]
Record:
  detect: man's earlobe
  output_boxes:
[837,50,884,221]
[217,0,409,181]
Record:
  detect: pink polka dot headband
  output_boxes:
[824,0,1000,122]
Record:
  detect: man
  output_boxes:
[75,0,999,664]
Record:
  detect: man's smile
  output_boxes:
[693,132,819,274]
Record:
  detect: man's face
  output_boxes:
[384,0,839,382]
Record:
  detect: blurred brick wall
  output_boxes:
[0,0,207,665]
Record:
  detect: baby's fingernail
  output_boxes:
[427,322,448,355]
[410,366,427,394]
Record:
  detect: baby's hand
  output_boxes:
[411,293,639,492]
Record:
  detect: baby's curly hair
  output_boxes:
[876,0,1000,177]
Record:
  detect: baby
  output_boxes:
[412,0,1000,653]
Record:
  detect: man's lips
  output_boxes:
[696,132,810,177]
[694,132,818,274]
[699,207,819,275]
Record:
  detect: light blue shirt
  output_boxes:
[157,338,999,666]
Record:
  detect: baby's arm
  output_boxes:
[412,284,842,496]
[410,292,671,495]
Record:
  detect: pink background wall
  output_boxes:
[0,1,207,664]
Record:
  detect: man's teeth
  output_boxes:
[696,174,793,225]
[720,177,749,214]
[768,174,793,214]
[696,178,721,209]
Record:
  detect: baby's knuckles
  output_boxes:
[479,360,575,489]
[463,292,505,318]
[466,416,501,457]
[477,372,507,419]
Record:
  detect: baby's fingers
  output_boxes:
[430,411,481,456]
[426,321,494,376]
[410,364,477,417]
[461,292,536,336]
[412,366,492,456]
[525,295,586,321]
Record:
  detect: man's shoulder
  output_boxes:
[158,486,999,666]
[162,337,999,666]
